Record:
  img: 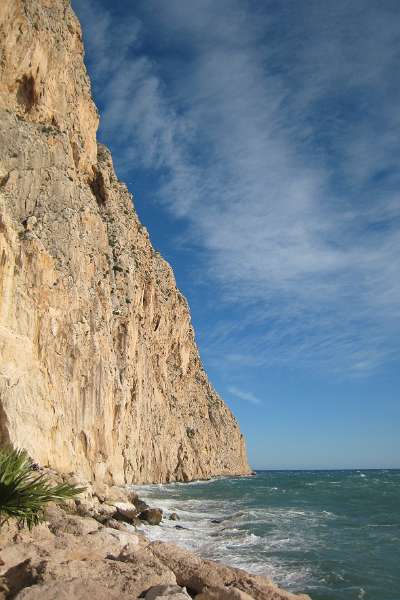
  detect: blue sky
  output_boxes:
[72,0,400,469]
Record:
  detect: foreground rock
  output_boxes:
[0,503,311,600]
[0,0,250,485]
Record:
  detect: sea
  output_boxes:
[134,470,400,600]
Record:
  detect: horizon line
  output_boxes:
[252,467,400,471]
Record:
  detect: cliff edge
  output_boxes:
[0,0,250,484]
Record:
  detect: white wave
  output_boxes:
[128,478,319,594]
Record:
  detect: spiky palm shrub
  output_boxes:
[0,447,85,529]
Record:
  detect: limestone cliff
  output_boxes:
[0,0,250,484]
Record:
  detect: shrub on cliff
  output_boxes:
[0,447,85,529]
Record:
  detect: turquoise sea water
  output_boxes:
[135,470,400,600]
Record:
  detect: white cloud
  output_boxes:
[228,386,262,406]
[73,0,400,375]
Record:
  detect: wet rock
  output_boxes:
[140,508,163,525]
[169,513,179,521]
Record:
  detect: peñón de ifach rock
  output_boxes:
[0,0,250,485]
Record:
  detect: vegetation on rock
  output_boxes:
[0,447,85,529]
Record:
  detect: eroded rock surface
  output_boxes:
[0,0,250,484]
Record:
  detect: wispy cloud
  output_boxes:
[73,0,400,375]
[228,386,262,406]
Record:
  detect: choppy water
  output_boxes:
[133,470,400,600]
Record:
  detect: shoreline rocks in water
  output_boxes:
[139,509,164,526]
[0,471,311,599]
[170,513,180,521]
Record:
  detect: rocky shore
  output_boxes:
[0,472,310,600]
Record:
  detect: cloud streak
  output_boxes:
[73,0,400,375]
[228,386,262,406]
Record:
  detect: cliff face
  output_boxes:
[0,0,250,484]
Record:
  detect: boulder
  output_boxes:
[169,513,179,521]
[140,508,163,525]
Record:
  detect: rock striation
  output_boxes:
[0,0,250,483]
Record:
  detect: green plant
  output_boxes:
[0,447,85,529]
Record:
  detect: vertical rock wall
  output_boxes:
[0,0,250,483]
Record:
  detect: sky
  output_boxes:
[72,0,400,469]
